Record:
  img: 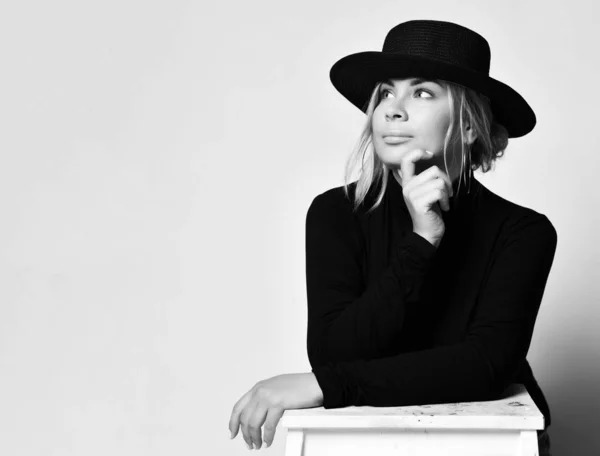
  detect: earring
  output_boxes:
[464,145,473,194]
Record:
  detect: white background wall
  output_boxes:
[0,0,598,454]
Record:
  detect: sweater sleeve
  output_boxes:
[305,192,437,367]
[310,211,558,409]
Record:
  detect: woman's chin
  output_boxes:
[376,149,411,166]
[377,154,437,177]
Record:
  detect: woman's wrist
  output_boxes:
[307,372,324,406]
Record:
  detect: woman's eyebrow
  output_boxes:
[383,78,442,88]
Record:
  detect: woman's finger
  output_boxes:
[241,399,259,450]
[405,163,453,198]
[408,178,451,211]
[415,186,450,212]
[262,407,285,448]
[229,389,253,441]
[399,148,434,186]
[247,402,271,449]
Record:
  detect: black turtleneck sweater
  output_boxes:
[305,173,557,429]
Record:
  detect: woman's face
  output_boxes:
[371,77,460,180]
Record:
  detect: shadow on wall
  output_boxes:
[549,364,600,453]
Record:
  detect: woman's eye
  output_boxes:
[380,88,433,99]
[416,89,433,98]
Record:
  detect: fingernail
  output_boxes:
[247,442,253,450]
[265,441,271,448]
[426,150,433,155]
[229,430,234,439]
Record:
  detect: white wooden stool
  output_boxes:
[280,383,543,456]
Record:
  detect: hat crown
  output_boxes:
[383,20,491,74]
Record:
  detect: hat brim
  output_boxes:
[330,52,536,138]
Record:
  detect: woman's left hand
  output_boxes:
[229,372,324,450]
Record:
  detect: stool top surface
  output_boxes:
[281,383,544,430]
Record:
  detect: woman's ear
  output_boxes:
[464,125,477,145]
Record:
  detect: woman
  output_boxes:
[229,20,556,455]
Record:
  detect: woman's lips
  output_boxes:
[382,136,412,145]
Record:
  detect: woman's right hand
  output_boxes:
[397,149,454,248]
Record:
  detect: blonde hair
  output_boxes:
[342,78,509,214]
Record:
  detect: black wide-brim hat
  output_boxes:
[330,20,536,138]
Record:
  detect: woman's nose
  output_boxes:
[385,101,407,121]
